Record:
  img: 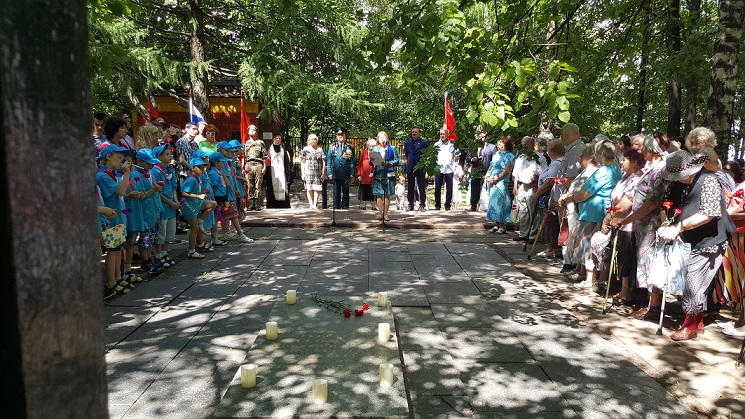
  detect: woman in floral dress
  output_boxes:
[486,138,515,233]
[300,134,326,210]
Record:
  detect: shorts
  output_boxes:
[158,217,176,245]
[136,221,160,249]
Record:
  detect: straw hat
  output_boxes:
[661,150,708,181]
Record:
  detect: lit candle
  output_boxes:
[377,292,388,307]
[379,363,394,387]
[286,290,297,305]
[240,364,256,388]
[312,378,328,404]
[266,321,278,340]
[378,322,391,343]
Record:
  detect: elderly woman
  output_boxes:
[198,124,219,153]
[560,146,599,277]
[718,177,745,337]
[533,139,566,258]
[611,134,669,320]
[371,131,400,221]
[598,149,646,304]
[561,140,622,288]
[486,137,515,233]
[300,134,326,210]
[357,138,377,210]
[657,150,735,341]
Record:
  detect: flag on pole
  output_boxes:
[444,93,457,142]
[147,98,163,120]
[240,91,250,144]
[188,90,205,123]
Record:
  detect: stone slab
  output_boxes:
[215,296,408,418]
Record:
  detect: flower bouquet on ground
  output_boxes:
[310,293,369,318]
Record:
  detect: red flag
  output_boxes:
[240,91,250,144]
[444,95,457,142]
[148,98,163,120]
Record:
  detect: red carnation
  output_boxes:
[362,302,369,311]
[606,206,618,212]
[342,309,351,318]
[204,189,211,194]
[674,208,682,215]
[734,190,744,197]
[354,309,363,317]
[662,201,672,210]
[157,181,165,186]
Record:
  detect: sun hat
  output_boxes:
[189,156,209,167]
[135,148,160,165]
[98,143,131,160]
[153,143,171,157]
[228,139,242,151]
[661,150,708,181]
[209,152,231,164]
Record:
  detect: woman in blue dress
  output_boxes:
[486,137,515,233]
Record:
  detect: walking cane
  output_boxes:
[523,195,541,252]
[656,240,672,335]
[602,227,620,314]
[527,198,554,260]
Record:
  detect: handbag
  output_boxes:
[509,202,519,224]
[479,182,491,211]
[648,238,690,296]
[557,216,569,246]
[101,223,126,249]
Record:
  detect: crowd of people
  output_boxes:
[94,113,745,342]
[486,123,744,341]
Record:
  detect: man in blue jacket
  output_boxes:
[403,126,429,211]
[326,127,356,209]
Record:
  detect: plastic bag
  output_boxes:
[648,238,690,296]
[101,224,126,249]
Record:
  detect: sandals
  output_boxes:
[611,294,635,307]
[631,307,659,320]
[114,279,131,295]
[188,251,205,259]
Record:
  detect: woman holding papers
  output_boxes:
[370,131,399,221]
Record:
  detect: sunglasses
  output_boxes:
[205,132,216,135]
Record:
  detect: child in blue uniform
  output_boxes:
[152,143,179,268]
[96,144,133,295]
[134,148,165,274]
[193,149,216,252]
[182,156,217,258]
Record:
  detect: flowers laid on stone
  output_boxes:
[310,293,370,318]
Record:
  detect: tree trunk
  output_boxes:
[539,20,557,134]
[684,0,702,136]
[636,6,650,133]
[186,0,210,123]
[666,0,682,138]
[1,0,107,417]
[300,114,309,144]
[705,0,745,158]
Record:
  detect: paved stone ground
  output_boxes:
[104,193,745,418]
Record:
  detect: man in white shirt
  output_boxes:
[433,128,456,211]
[511,136,544,241]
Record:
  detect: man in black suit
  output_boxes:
[466,130,497,211]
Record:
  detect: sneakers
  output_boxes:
[188,250,205,259]
[104,285,117,300]
[155,256,171,268]
[211,238,227,246]
[163,255,175,266]
[237,234,254,243]
[140,259,162,274]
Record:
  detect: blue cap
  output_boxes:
[217,141,232,150]
[228,139,242,151]
[189,156,208,167]
[98,144,131,160]
[209,152,232,164]
[192,149,207,159]
[153,143,171,157]
[135,148,160,165]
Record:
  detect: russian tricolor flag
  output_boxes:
[188,90,205,123]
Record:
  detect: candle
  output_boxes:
[240,364,256,388]
[377,292,388,307]
[379,363,394,387]
[286,290,297,305]
[266,321,278,340]
[378,322,390,343]
[312,378,328,404]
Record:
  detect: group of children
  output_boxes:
[96,138,254,301]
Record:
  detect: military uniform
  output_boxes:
[326,140,356,209]
[244,139,266,210]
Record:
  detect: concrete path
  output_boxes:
[104,209,744,418]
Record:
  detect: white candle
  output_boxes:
[378,322,391,343]
[286,290,297,305]
[379,363,394,387]
[312,378,328,404]
[240,364,256,388]
[266,321,278,340]
[378,292,388,307]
